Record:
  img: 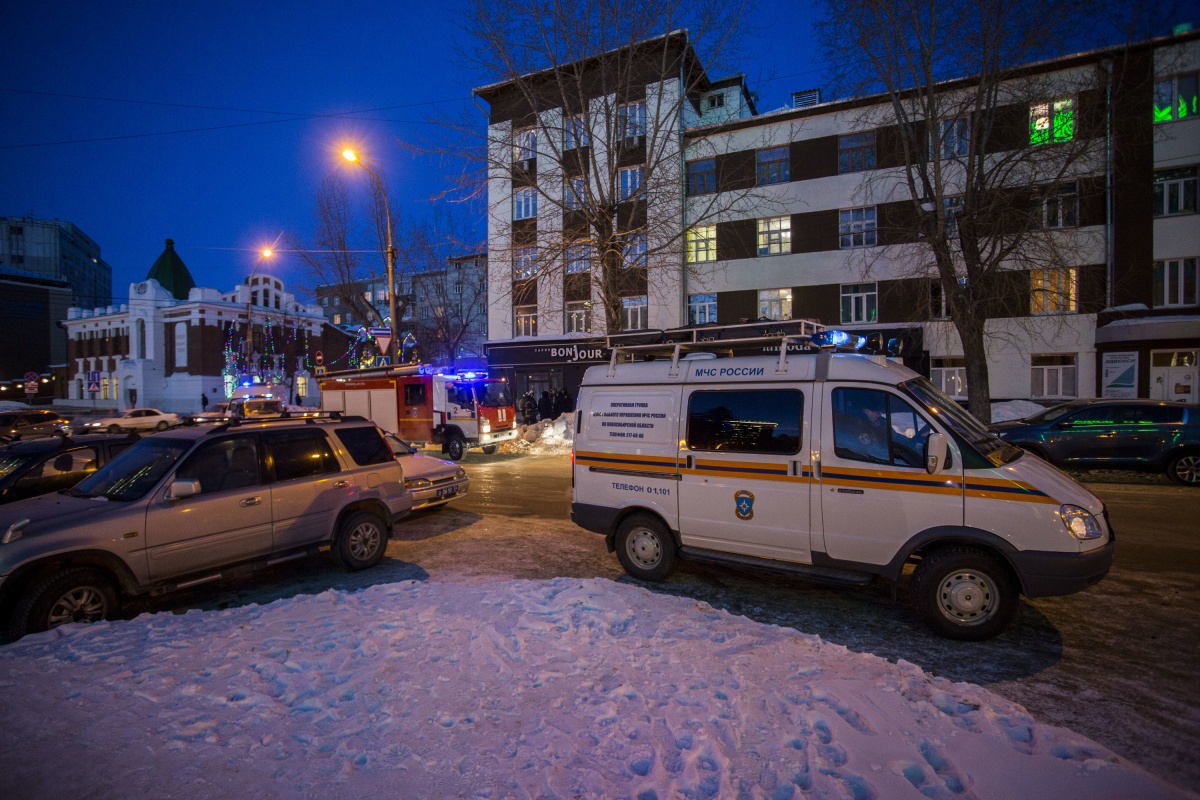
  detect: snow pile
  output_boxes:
[991,400,1045,423]
[501,412,575,455]
[0,578,1186,799]
[0,401,30,412]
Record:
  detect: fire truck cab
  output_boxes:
[319,366,518,461]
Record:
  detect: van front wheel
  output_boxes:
[911,547,1017,641]
[615,514,676,581]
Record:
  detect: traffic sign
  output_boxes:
[315,350,324,366]
[314,365,327,376]
[24,381,38,395]
[87,378,101,393]
[23,372,38,383]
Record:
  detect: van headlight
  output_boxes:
[1059,505,1102,540]
[480,419,491,432]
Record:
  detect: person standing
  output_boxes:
[201,393,209,412]
[538,391,552,421]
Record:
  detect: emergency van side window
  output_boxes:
[832,388,934,468]
[686,390,803,454]
[404,384,426,406]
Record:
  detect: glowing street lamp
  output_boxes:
[342,147,398,364]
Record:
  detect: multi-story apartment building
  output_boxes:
[0,217,112,309]
[477,31,1200,407]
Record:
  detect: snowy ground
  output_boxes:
[1,577,1190,800]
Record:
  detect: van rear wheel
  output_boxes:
[615,514,676,581]
[911,547,1017,641]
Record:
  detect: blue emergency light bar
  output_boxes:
[810,330,867,350]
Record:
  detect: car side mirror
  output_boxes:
[166,479,201,500]
[925,432,949,474]
[52,454,75,472]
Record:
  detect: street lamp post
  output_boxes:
[244,248,275,379]
[342,149,398,365]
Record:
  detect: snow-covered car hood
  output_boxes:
[397,451,460,482]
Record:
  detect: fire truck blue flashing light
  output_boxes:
[810,330,866,349]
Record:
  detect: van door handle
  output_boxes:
[685,455,694,470]
[240,496,261,507]
[334,480,349,488]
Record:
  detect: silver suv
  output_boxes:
[0,416,412,640]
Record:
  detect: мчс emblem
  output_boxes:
[734,489,755,521]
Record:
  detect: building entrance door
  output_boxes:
[1151,350,1198,403]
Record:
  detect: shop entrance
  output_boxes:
[1151,350,1198,403]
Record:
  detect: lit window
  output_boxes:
[514,246,538,280]
[1042,183,1078,228]
[686,225,717,263]
[838,132,876,173]
[333,313,342,324]
[688,293,717,325]
[1154,73,1199,123]
[1153,258,1198,307]
[618,102,646,145]
[513,187,537,220]
[757,216,791,256]
[565,114,589,149]
[758,288,792,321]
[935,117,970,159]
[622,233,647,269]
[931,357,968,399]
[756,146,789,185]
[1030,98,1074,145]
[840,283,878,323]
[686,158,716,195]
[622,296,648,330]
[565,176,586,211]
[566,243,591,275]
[1030,268,1077,314]
[619,165,644,201]
[565,300,592,333]
[514,305,537,336]
[1031,354,1077,398]
[514,128,537,161]
[1153,168,1197,217]
[839,207,877,248]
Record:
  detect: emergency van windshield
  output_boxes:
[902,377,1023,466]
[476,382,513,408]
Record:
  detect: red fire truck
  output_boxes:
[318,365,518,461]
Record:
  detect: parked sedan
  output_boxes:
[81,408,181,433]
[0,433,139,504]
[989,399,1200,485]
[384,433,469,509]
[0,409,70,442]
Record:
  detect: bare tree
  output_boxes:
[441,0,765,336]
[816,0,1161,420]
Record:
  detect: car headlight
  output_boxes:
[455,468,467,480]
[405,478,432,489]
[1059,505,1103,540]
[480,419,491,432]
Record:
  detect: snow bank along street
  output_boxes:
[0,578,1189,799]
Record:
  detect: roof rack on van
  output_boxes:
[605,334,820,378]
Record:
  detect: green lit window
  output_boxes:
[1154,73,1199,123]
[1030,98,1074,145]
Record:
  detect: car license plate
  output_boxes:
[435,486,458,499]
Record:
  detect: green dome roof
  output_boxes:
[146,238,195,300]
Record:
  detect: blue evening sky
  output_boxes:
[0,1,825,303]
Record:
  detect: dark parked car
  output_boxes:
[0,410,70,442]
[0,433,140,504]
[989,399,1200,485]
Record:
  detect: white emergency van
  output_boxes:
[570,334,1114,640]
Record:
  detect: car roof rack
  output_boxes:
[204,412,368,435]
[605,334,824,378]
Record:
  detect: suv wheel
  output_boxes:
[11,567,119,639]
[334,511,388,571]
[446,435,466,462]
[1168,453,1200,486]
[615,514,677,582]
[911,547,1017,641]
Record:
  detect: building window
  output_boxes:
[376,289,387,302]
[622,233,647,269]
[565,114,589,149]
[758,288,792,321]
[565,300,592,333]
[618,165,644,201]
[622,296,648,330]
[931,357,968,399]
[929,279,967,319]
[839,207,877,248]
[333,313,342,324]
[942,196,963,238]
[565,176,585,210]
[321,296,329,307]
[756,146,790,185]
[686,225,717,263]
[707,93,725,110]
[566,243,591,275]
[838,132,876,173]
[1030,268,1077,314]
[333,296,340,306]
[1153,168,1197,217]
[936,117,970,158]
[100,377,109,401]
[175,322,188,368]
[1030,98,1074,145]
[1154,73,1199,123]
[688,293,717,325]
[513,187,537,220]
[840,283,878,323]
[515,305,538,337]
[757,216,791,256]
[687,158,716,196]
[512,246,538,280]
[618,102,646,145]
[1043,183,1078,228]
[1153,258,1198,307]
[1031,354,1077,398]
[514,128,537,162]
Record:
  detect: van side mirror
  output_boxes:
[166,479,201,500]
[925,433,949,474]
